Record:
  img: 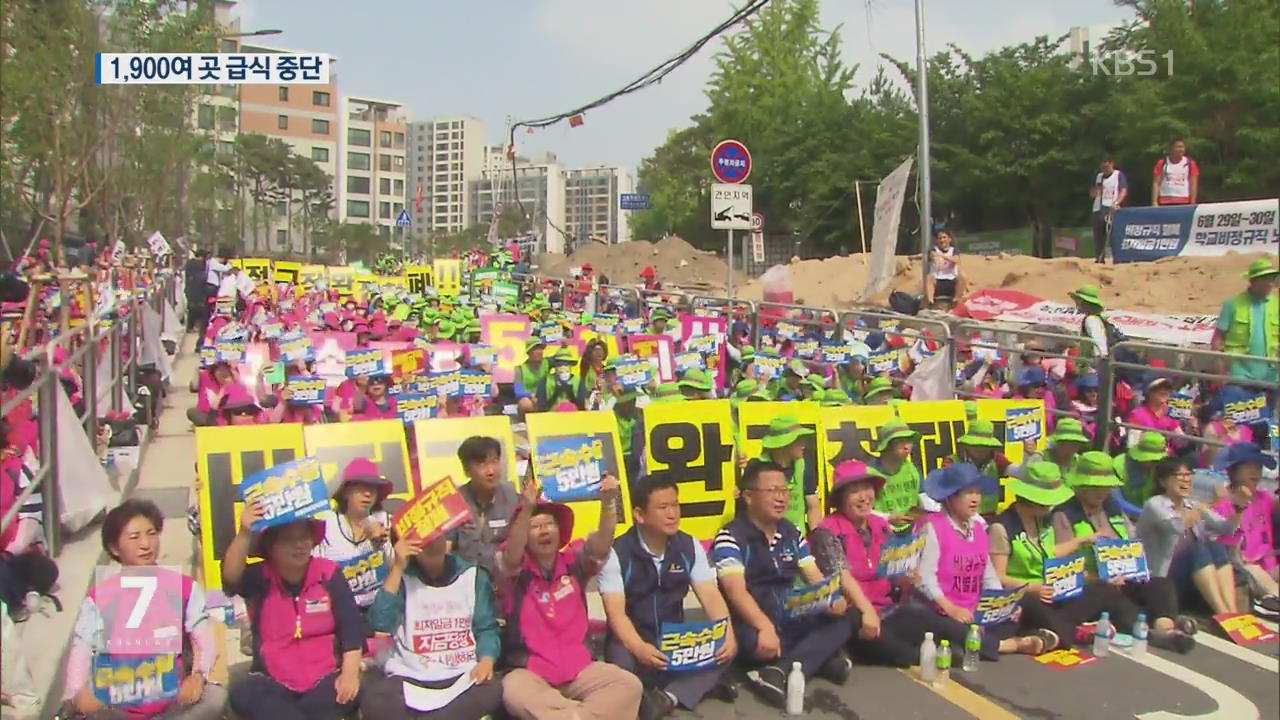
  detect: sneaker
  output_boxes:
[1149,629,1196,654]
[1252,595,1280,620]
[708,677,739,703]
[818,651,852,685]
[745,664,787,708]
[1174,615,1199,636]
[638,687,676,720]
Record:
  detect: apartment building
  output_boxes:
[405,117,487,240]
[472,156,568,254]
[338,97,408,241]
[564,166,634,247]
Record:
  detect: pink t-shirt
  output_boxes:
[1214,492,1277,573]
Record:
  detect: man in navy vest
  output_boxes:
[600,476,738,720]
[712,460,854,708]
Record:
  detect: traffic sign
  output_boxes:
[752,231,765,263]
[395,209,412,228]
[710,139,752,184]
[620,193,651,211]
[711,183,753,231]
[750,212,765,232]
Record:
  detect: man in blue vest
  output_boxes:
[712,460,853,708]
[600,476,738,719]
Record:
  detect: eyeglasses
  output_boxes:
[1172,471,1194,478]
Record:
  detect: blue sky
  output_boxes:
[233,0,1132,172]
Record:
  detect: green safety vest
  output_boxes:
[540,373,583,409]
[1117,456,1156,509]
[758,453,809,533]
[1066,503,1129,576]
[872,461,921,520]
[616,412,636,456]
[1222,292,1279,360]
[519,361,549,392]
[998,511,1056,585]
[838,370,864,403]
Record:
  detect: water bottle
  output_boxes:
[963,624,982,672]
[1131,613,1149,658]
[936,640,952,686]
[919,632,938,683]
[1093,611,1112,657]
[786,661,805,715]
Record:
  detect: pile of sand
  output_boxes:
[536,236,744,289]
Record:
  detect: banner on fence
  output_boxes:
[1110,199,1279,263]
[954,289,1217,346]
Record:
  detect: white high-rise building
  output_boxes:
[406,116,487,244]
[564,166,634,248]
[472,155,567,254]
[338,97,408,241]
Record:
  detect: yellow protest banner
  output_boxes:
[974,398,1047,511]
[433,259,462,296]
[239,258,270,284]
[302,419,415,510]
[299,265,327,289]
[643,399,736,541]
[272,261,301,286]
[405,265,433,294]
[328,267,355,297]
[736,400,825,507]
[819,404,897,476]
[353,275,379,301]
[893,400,967,475]
[376,275,406,291]
[527,410,631,541]
[196,424,306,590]
[412,415,518,498]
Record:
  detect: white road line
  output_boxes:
[1257,617,1278,633]
[1191,631,1279,673]
[1117,650,1260,720]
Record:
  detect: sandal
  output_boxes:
[1174,616,1198,636]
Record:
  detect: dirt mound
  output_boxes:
[536,236,745,289]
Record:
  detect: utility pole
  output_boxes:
[914,0,934,296]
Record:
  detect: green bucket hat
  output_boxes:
[616,388,638,403]
[679,369,714,392]
[740,345,756,361]
[805,374,828,392]
[964,401,979,421]
[958,419,1003,449]
[1008,461,1074,506]
[1244,258,1280,281]
[784,359,811,378]
[603,356,619,371]
[819,389,851,407]
[652,382,684,402]
[650,308,672,323]
[1067,451,1123,488]
[435,319,456,339]
[1050,418,1091,446]
[864,376,896,400]
[1127,430,1168,463]
[733,378,761,399]
[1069,284,1104,308]
[760,415,816,450]
[548,349,577,367]
[874,418,919,454]
[524,336,546,353]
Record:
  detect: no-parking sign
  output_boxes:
[711,139,752,184]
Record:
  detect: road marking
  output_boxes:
[1191,631,1279,673]
[1116,650,1260,720]
[1258,617,1278,633]
[899,668,1020,720]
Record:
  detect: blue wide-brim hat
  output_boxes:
[1214,442,1277,473]
[923,463,998,503]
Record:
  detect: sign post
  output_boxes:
[710,139,752,299]
[750,212,765,265]
[395,208,412,263]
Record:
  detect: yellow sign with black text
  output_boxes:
[412,415,519,502]
[642,399,737,541]
[433,259,462,296]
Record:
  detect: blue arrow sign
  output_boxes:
[395,209,412,228]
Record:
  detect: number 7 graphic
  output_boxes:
[120,575,158,629]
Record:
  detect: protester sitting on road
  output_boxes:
[1008,418,1091,483]
[1210,443,1279,618]
[1195,399,1253,469]
[537,349,584,411]
[869,419,922,527]
[446,436,519,581]
[884,464,1056,661]
[712,460,853,709]
[186,360,237,427]
[1052,451,1196,652]
[1137,458,1249,617]
[992,462,1142,651]
[360,532,503,720]
[514,337,549,415]
[353,374,398,421]
[1114,431,1170,518]
[498,475,642,720]
[678,369,717,400]
[772,359,810,402]
[60,500,227,720]
[315,458,393,612]
[222,505,365,720]
[214,385,264,427]
[753,416,820,533]
[810,461,918,668]
[600,476,738,720]
[1125,374,1191,453]
[1014,366,1059,432]
[863,376,898,405]
[266,363,325,425]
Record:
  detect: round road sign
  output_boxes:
[711,139,752,184]
[750,212,765,232]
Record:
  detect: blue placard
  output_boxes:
[620,193,652,211]
[658,619,728,672]
[1110,201,1279,263]
[877,529,925,580]
[279,330,313,363]
[337,547,390,598]
[867,348,899,376]
[1094,538,1151,583]
[460,369,491,397]
[754,350,784,380]
[468,344,497,368]
[430,369,462,398]
[1043,554,1087,602]
[593,314,621,334]
[92,653,181,708]
[622,317,646,334]
[239,458,330,532]
[1169,391,1194,421]
[541,324,564,344]
[215,340,246,363]
[782,574,840,622]
[822,343,852,365]
[974,586,1026,626]
[615,357,652,390]
[674,351,702,373]
[535,434,609,503]
[1222,386,1270,425]
[397,394,437,423]
[346,349,384,377]
[286,376,326,405]
[793,339,820,360]
[1005,406,1042,443]
[199,345,216,367]
[259,322,284,340]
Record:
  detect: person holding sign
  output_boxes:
[870,419,923,528]
[514,338,549,415]
[1113,431,1170,519]
[991,462,1143,651]
[1053,452,1197,652]
[1212,443,1279,617]
[214,385,264,427]
[359,533,503,719]
[222,503,366,720]
[353,374,398,422]
[945,420,1012,516]
[754,416,821,533]
[498,474,642,719]
[536,350,585,412]
[599,476,738,719]
[810,461,918,668]
[712,461,853,709]
[315,459,393,612]
[1007,418,1091,482]
[60,500,227,720]
[886,464,1056,661]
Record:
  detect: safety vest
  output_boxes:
[519,361,549,392]
[384,565,479,711]
[1059,498,1129,576]
[1222,293,1279,360]
[615,412,636,456]
[540,373,583,409]
[613,528,696,646]
[996,511,1056,585]
[757,454,809,532]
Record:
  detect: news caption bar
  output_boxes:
[96,53,330,85]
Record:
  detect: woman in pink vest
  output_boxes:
[498,475,642,719]
[811,460,918,667]
[352,374,398,422]
[214,385,265,427]
[60,500,226,720]
[1125,375,1188,453]
[222,501,366,720]
[1212,443,1279,618]
[881,464,1059,664]
[186,361,236,427]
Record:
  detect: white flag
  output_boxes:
[860,156,913,301]
[145,231,171,256]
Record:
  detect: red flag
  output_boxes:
[414,184,423,213]
[568,114,584,128]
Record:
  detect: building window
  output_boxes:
[394,132,405,148]
[311,146,329,163]
[216,140,234,156]
[277,87,289,101]
[394,179,404,195]
[348,128,371,147]
[347,152,370,170]
[394,156,404,169]
[347,200,370,218]
[311,118,330,135]
[217,106,237,131]
[313,91,330,107]
[276,229,287,246]
[277,114,288,129]
[197,104,214,130]
[379,178,391,195]
[379,154,392,171]
[379,202,391,219]
[347,176,370,194]
[275,201,287,217]
[379,131,392,148]
[393,202,403,215]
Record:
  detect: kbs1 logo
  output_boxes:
[1090,50,1174,77]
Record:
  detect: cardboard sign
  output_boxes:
[782,574,841,621]
[1168,392,1194,420]
[527,411,630,537]
[674,351,702,374]
[821,342,853,366]
[1223,391,1269,424]
[479,314,532,384]
[92,653,180,708]
[1094,538,1151,583]
[753,349,785,381]
[533,434,610,503]
[391,476,472,544]
[346,349,385,377]
[867,348,900,376]
[397,394,437,423]
[659,619,729,672]
[877,529,925,579]
[286,376,326,406]
[279,330,313,363]
[215,340,246,364]
[975,586,1026,626]
[337,547,389,599]
[239,458,330,532]
[629,335,676,383]
[1005,406,1042,444]
[615,356,653,390]
[391,349,425,379]
[1044,554,1087,601]
[460,369,492,397]
[642,400,737,541]
[1033,648,1098,671]
[468,344,497,368]
[1213,613,1280,646]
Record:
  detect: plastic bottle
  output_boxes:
[786,661,805,715]
[1093,611,1112,657]
[936,640,952,685]
[1131,613,1149,658]
[963,624,982,672]
[919,632,938,683]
